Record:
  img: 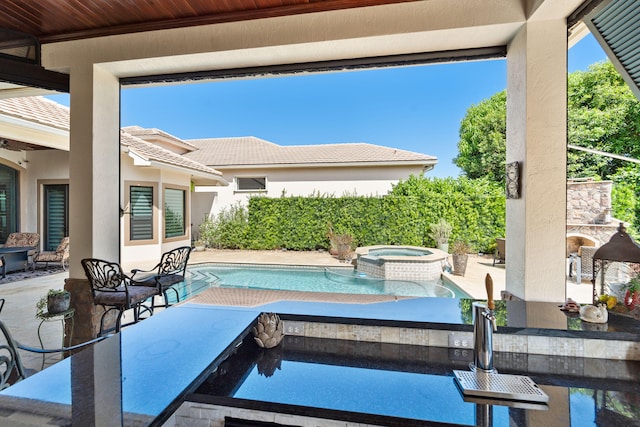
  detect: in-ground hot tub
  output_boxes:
[355,245,448,282]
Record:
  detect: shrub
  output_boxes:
[199,202,249,249]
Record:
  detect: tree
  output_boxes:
[454,61,640,232]
[453,90,506,183]
[568,61,640,178]
[455,61,640,182]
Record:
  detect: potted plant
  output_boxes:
[335,233,354,261]
[36,289,70,319]
[623,277,640,310]
[451,240,471,276]
[429,219,452,253]
[193,240,206,252]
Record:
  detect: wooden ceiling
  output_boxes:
[0,0,414,44]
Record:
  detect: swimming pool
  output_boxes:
[178,263,470,301]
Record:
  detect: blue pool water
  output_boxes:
[368,247,431,257]
[182,263,469,299]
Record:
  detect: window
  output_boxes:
[236,177,266,191]
[43,184,68,251]
[130,186,153,240]
[0,165,18,243]
[164,187,186,239]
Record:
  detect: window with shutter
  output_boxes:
[0,166,18,243]
[130,186,153,240]
[164,187,186,239]
[43,184,68,251]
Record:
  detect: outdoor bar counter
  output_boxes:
[0,297,639,426]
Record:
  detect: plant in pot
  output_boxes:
[335,233,355,261]
[429,219,452,253]
[193,240,206,251]
[623,277,640,310]
[36,289,71,319]
[451,240,472,277]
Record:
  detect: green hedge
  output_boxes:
[200,176,506,253]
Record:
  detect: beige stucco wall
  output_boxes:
[9,148,192,269]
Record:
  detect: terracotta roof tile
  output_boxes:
[185,136,437,167]
[120,131,223,176]
[0,96,69,131]
[0,97,222,178]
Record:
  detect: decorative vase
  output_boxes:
[452,254,468,276]
[47,292,70,314]
[253,312,285,349]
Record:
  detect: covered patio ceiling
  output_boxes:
[0,0,416,43]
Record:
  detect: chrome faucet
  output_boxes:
[471,274,497,373]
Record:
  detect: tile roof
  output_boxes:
[0,96,69,131]
[185,136,437,167]
[123,125,199,151]
[0,96,222,178]
[121,131,223,177]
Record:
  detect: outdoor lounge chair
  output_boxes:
[81,258,157,337]
[1,232,40,274]
[493,238,506,266]
[130,246,192,308]
[34,236,70,270]
[0,298,105,389]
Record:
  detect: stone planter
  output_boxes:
[452,254,468,277]
[47,292,71,314]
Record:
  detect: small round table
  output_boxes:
[37,308,75,351]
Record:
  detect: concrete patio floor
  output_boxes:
[0,248,594,373]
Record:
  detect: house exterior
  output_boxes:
[0,96,227,265]
[169,135,435,234]
[0,98,436,264]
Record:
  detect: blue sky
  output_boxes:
[50,33,608,178]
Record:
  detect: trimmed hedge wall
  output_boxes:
[201,176,506,253]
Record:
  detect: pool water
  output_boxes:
[181,264,469,300]
[368,248,431,257]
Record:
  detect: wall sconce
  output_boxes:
[506,161,520,199]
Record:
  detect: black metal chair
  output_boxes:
[130,246,192,308]
[81,258,157,337]
[0,298,106,390]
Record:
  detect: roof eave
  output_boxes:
[207,160,438,169]
[147,160,228,186]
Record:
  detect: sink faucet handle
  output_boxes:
[485,273,495,310]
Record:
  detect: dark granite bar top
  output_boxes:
[0,296,638,426]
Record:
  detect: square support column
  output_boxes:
[66,64,121,342]
[505,20,567,302]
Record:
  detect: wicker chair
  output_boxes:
[34,236,70,270]
[2,232,40,272]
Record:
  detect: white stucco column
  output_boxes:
[68,64,120,278]
[505,20,567,302]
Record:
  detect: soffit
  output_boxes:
[0,0,415,44]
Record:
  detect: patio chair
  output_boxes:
[81,258,157,337]
[33,236,70,270]
[493,238,506,266]
[0,298,105,390]
[130,246,192,308]
[2,232,40,272]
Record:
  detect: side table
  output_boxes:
[37,308,75,368]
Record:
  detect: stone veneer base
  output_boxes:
[280,317,640,361]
